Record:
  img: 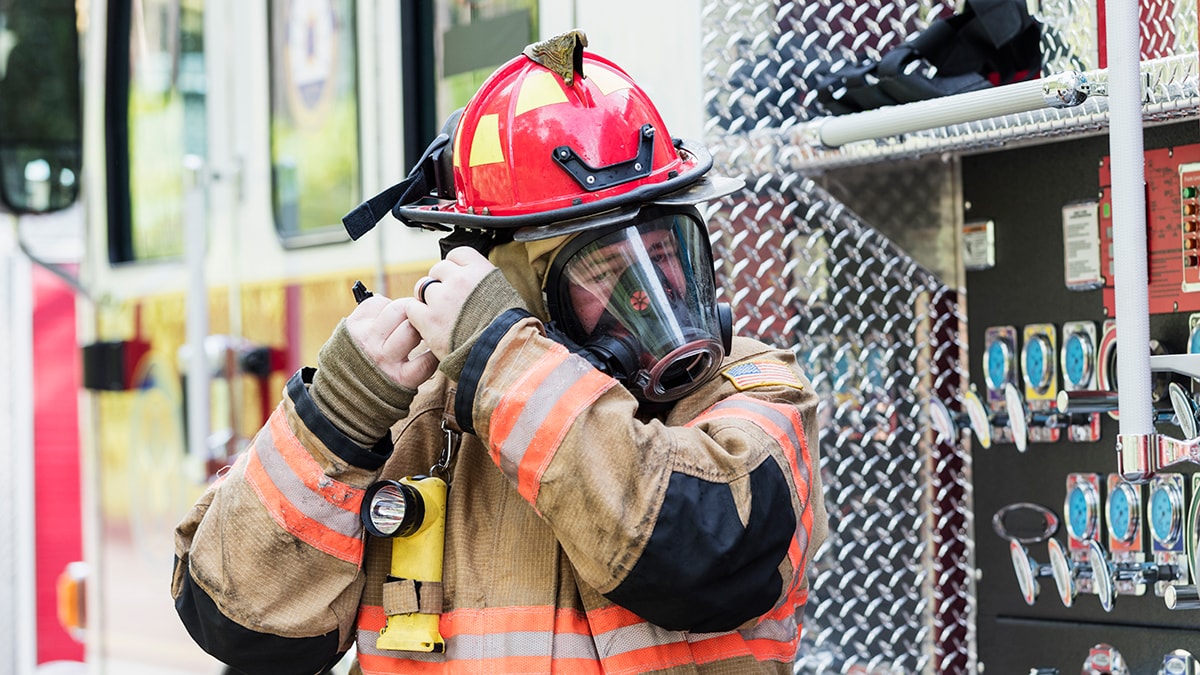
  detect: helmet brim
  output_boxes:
[393,139,742,233]
[512,174,745,242]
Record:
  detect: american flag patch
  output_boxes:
[721,360,805,391]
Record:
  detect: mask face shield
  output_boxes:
[547,207,727,402]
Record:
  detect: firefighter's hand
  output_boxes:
[345,295,440,390]
[407,247,498,361]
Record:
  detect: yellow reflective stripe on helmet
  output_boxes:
[453,117,463,169]
[587,65,632,96]
[515,69,570,116]
[468,113,505,167]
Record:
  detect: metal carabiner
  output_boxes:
[432,420,461,478]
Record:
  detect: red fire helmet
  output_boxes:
[384,30,742,237]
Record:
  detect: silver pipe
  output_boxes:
[1107,0,1152,440]
[808,71,1095,148]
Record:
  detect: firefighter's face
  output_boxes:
[565,228,686,334]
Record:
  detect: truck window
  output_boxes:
[268,0,360,245]
[106,0,206,263]
[0,0,82,214]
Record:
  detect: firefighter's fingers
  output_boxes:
[346,293,391,322]
[399,347,440,386]
[346,297,412,361]
[427,247,496,295]
[405,298,453,361]
[381,311,423,356]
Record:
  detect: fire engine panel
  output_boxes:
[965,122,1200,673]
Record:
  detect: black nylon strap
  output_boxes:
[342,178,418,240]
[341,132,452,240]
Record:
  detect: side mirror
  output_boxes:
[0,0,82,214]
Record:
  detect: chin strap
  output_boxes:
[342,110,464,240]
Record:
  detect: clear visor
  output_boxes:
[558,213,724,401]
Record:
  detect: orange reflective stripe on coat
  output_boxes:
[585,602,800,669]
[243,405,366,564]
[355,601,799,674]
[488,345,616,504]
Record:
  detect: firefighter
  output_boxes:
[173,30,827,675]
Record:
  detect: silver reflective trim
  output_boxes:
[252,424,363,539]
[496,354,597,481]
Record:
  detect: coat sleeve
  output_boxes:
[172,369,391,675]
[455,311,825,633]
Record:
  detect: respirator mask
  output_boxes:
[544,206,732,403]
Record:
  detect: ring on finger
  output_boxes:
[417,278,441,304]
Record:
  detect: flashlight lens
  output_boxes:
[369,483,409,536]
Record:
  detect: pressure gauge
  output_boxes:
[1061,329,1095,390]
[1149,479,1184,547]
[1065,478,1101,542]
[958,391,988,448]
[984,338,1013,391]
[1106,482,1139,544]
[1022,334,1054,393]
[1159,650,1196,675]
[1169,382,1199,440]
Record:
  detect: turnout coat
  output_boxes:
[173,304,827,675]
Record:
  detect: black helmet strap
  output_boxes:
[341,132,450,241]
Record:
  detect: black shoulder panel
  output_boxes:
[604,461,796,632]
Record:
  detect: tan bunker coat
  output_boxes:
[174,269,826,675]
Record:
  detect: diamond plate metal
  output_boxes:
[703,1,1198,671]
[704,0,1200,173]
[705,172,971,674]
[701,3,988,671]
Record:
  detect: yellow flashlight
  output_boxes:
[361,476,448,652]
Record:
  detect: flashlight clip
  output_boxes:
[434,421,461,478]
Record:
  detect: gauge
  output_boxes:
[984,339,1012,391]
[1046,538,1076,607]
[927,398,955,442]
[1106,482,1138,544]
[1160,650,1195,675]
[1065,479,1100,542]
[1190,477,1200,584]
[1149,480,1184,546]
[1061,330,1094,389]
[1022,334,1054,393]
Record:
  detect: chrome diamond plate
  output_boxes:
[700,1,1016,671]
[703,2,1198,671]
[705,165,972,673]
[703,0,1199,173]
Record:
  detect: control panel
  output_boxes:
[964,122,1200,673]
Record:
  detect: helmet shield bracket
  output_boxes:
[553,124,656,192]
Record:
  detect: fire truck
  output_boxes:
[0,0,1197,673]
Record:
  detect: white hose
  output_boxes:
[1107,0,1153,435]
